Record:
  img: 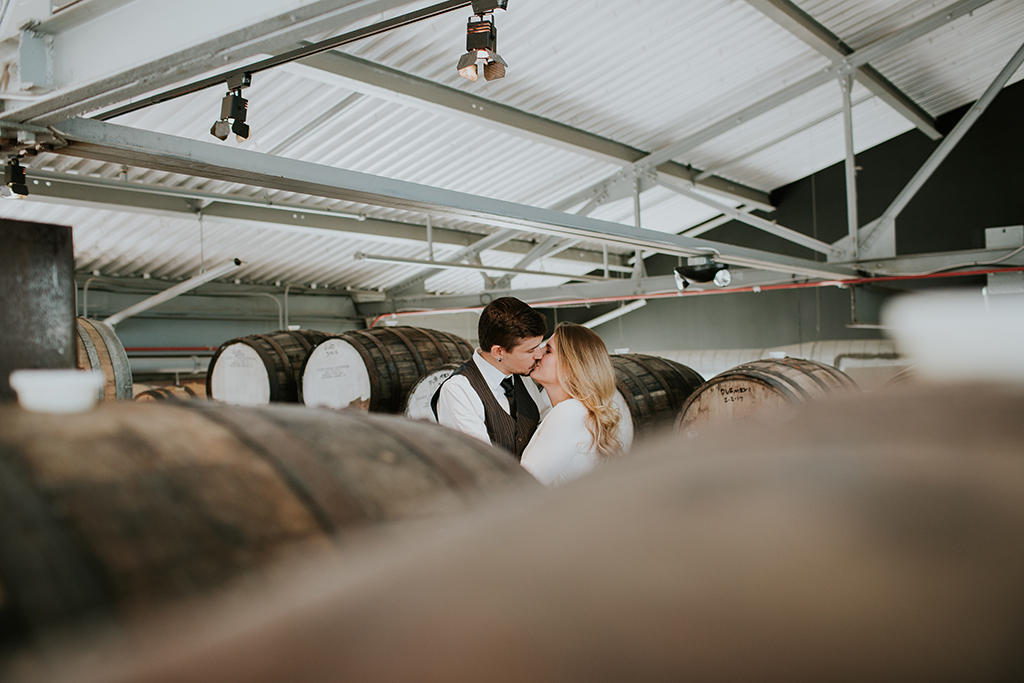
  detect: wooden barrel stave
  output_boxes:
[303,327,473,413]
[0,402,532,654]
[75,318,133,402]
[207,330,329,405]
[677,357,859,435]
[611,354,704,438]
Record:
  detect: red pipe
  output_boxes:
[369,265,1024,328]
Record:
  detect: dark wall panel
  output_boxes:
[0,219,76,401]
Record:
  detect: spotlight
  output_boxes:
[210,120,230,141]
[674,256,732,290]
[210,73,252,142]
[457,51,479,82]
[2,157,28,198]
[457,4,509,82]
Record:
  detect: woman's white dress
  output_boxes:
[520,398,602,486]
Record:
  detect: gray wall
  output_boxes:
[541,287,884,353]
[77,287,362,349]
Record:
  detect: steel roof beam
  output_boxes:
[356,270,799,317]
[48,117,856,280]
[287,50,774,213]
[744,0,942,140]
[0,0,412,126]
[23,167,626,270]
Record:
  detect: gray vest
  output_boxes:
[432,359,540,460]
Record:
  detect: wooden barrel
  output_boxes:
[39,384,1024,683]
[302,327,474,413]
[611,354,703,440]
[404,364,461,421]
[134,384,204,402]
[677,357,858,436]
[75,318,133,402]
[207,330,329,405]
[0,401,533,658]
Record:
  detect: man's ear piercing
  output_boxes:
[497,357,502,362]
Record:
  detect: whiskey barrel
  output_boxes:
[677,357,858,436]
[302,327,473,413]
[134,385,203,401]
[75,318,133,402]
[43,384,1024,683]
[611,354,703,440]
[404,364,461,421]
[0,401,533,657]
[207,330,329,405]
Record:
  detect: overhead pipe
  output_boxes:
[368,265,1024,328]
[104,259,241,326]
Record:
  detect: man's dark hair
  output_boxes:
[478,297,548,352]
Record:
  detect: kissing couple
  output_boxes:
[432,297,629,486]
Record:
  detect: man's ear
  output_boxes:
[489,345,505,357]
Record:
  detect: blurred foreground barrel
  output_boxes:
[76,318,132,401]
[40,384,1024,683]
[302,327,473,412]
[677,357,858,436]
[207,330,328,405]
[0,402,532,656]
[404,364,461,421]
[611,354,703,440]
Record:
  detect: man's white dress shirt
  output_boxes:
[436,349,550,446]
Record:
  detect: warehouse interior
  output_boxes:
[1,1,1024,679]
[0,0,1021,378]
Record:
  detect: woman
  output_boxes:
[521,322,623,486]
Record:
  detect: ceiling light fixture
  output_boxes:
[211,73,252,142]
[457,1,509,82]
[674,256,732,290]
[2,157,28,198]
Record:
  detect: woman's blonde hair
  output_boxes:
[551,322,622,459]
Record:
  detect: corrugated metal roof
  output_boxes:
[0,0,1021,296]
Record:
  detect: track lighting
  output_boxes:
[674,256,732,290]
[457,2,509,82]
[211,73,252,142]
[1,157,28,198]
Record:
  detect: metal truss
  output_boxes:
[46,117,856,280]
[22,167,627,273]
[552,0,994,255]
[0,0,412,126]
[744,0,942,140]
[286,49,774,212]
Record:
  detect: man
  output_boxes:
[432,297,550,459]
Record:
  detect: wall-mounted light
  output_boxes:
[2,157,28,198]
[674,256,732,290]
[211,73,252,142]
[457,1,509,82]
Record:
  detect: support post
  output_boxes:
[841,73,859,260]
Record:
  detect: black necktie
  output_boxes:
[500,376,517,421]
